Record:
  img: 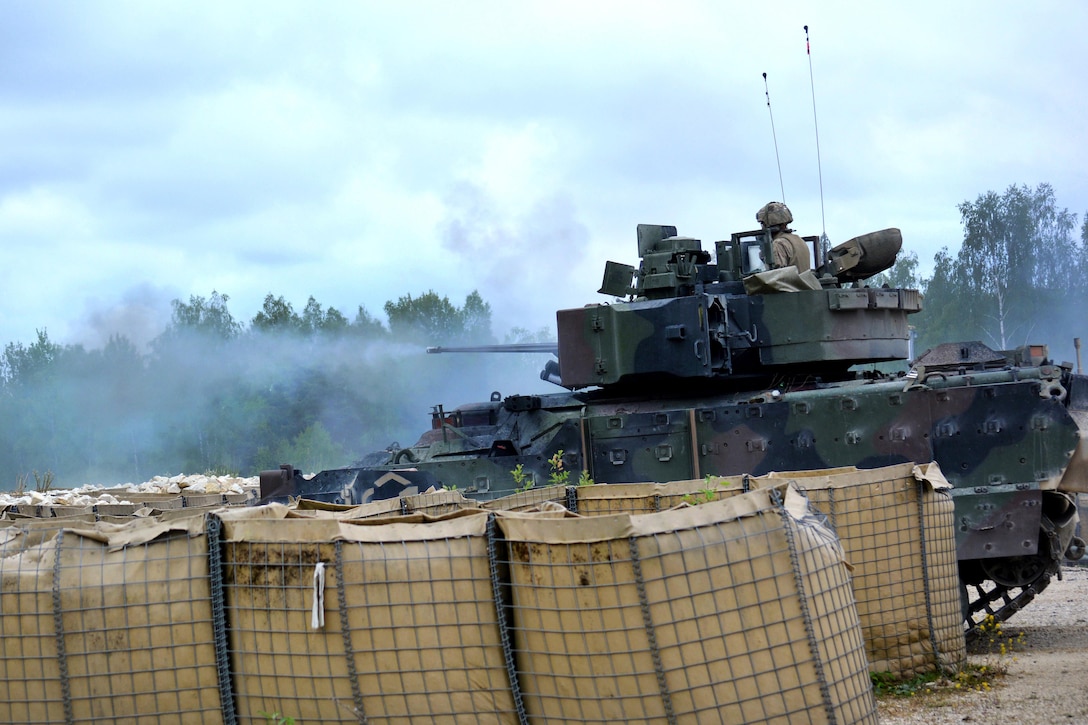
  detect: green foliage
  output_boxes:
[971,614,1026,658]
[301,296,349,336]
[511,463,533,493]
[0,285,508,490]
[253,295,352,338]
[948,662,1004,693]
[679,478,725,506]
[870,250,921,290]
[679,475,724,503]
[352,305,387,338]
[384,290,493,344]
[915,183,1085,353]
[461,290,492,343]
[258,711,295,725]
[2,330,72,478]
[576,470,594,487]
[2,329,61,386]
[870,669,942,698]
[913,246,959,351]
[873,614,1021,702]
[252,294,303,334]
[271,422,346,474]
[872,661,1007,700]
[161,291,241,343]
[547,450,569,486]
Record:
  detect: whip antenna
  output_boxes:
[804,25,827,250]
[763,72,786,203]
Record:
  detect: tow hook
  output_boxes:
[1067,536,1087,561]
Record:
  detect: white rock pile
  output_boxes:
[0,473,260,508]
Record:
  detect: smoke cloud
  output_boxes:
[71,283,177,353]
[440,180,591,335]
[0,289,563,490]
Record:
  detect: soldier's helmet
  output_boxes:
[756,201,793,228]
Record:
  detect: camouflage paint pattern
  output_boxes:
[263,222,1085,583]
[556,286,919,389]
[266,363,1084,562]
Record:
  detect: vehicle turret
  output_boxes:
[555,224,918,390]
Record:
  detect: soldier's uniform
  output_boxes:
[756,201,811,273]
[771,231,811,271]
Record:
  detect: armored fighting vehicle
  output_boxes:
[262,221,1087,636]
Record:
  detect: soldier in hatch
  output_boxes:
[756,201,811,272]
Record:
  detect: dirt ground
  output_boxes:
[877,565,1088,724]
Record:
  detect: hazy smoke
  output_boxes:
[72,283,176,352]
[440,181,590,334]
[0,288,565,490]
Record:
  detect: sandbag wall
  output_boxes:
[0,516,224,723]
[482,477,745,515]
[214,505,518,724]
[495,485,875,724]
[486,464,966,679]
[291,488,473,520]
[0,485,877,725]
[752,463,966,677]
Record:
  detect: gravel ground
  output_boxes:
[877,565,1088,724]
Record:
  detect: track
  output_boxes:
[963,571,1053,644]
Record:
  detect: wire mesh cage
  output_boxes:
[494,484,877,724]
[0,475,913,724]
[754,462,966,677]
[0,515,224,724]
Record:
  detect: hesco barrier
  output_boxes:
[0,483,877,725]
[481,478,745,515]
[0,516,223,723]
[494,485,875,724]
[753,463,966,677]
[484,462,964,679]
[290,488,474,520]
[214,506,517,724]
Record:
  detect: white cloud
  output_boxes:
[0,0,1086,351]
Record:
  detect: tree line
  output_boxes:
[2,182,1086,490]
[0,289,551,490]
[875,183,1088,358]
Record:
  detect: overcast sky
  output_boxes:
[2,1,1086,353]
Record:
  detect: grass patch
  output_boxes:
[871,670,942,698]
[874,615,1025,704]
[873,661,1008,701]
